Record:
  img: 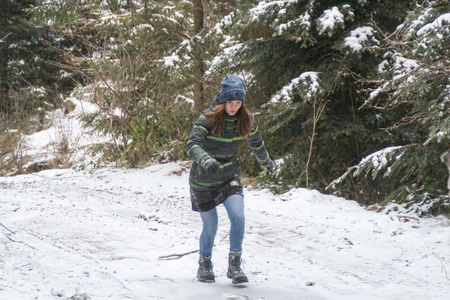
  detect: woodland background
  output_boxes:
[0,0,449,215]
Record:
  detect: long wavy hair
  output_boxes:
[205,103,253,137]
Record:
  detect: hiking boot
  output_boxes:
[227,251,248,284]
[197,255,215,282]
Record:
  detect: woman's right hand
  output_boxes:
[263,158,275,173]
[201,157,220,174]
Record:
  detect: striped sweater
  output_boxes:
[187,100,270,205]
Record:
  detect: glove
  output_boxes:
[263,158,275,173]
[201,157,220,174]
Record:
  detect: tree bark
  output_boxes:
[0,19,9,113]
[143,0,148,20]
[192,0,205,115]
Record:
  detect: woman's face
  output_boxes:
[225,101,243,116]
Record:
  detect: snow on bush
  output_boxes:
[270,72,321,104]
[344,26,378,52]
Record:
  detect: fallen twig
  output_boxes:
[1,224,37,250]
[440,257,449,281]
[392,246,404,262]
[2,233,37,250]
[0,222,15,234]
[158,249,199,260]
[20,255,45,268]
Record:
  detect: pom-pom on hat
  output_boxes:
[217,75,245,104]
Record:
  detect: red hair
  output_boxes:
[206,103,253,137]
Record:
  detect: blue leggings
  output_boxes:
[199,194,245,257]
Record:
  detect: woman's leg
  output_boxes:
[199,207,219,257]
[223,194,245,252]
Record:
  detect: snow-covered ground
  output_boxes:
[1,162,449,300]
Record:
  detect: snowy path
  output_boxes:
[1,162,449,299]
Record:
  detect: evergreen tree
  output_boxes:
[0,0,36,113]
[329,0,450,215]
[0,0,76,119]
[204,0,449,214]
[192,0,205,114]
[208,0,414,182]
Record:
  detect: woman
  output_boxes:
[186,75,274,284]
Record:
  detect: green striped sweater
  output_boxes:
[186,102,270,191]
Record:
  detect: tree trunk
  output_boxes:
[0,21,9,113]
[193,0,205,114]
[143,0,148,20]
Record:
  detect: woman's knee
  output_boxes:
[200,209,218,233]
[225,196,243,215]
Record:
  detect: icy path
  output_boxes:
[1,163,449,299]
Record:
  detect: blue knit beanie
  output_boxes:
[217,75,245,104]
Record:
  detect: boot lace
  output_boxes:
[230,256,246,272]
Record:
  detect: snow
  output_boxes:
[344,26,377,52]
[206,43,245,77]
[392,54,419,81]
[130,24,155,35]
[369,87,382,100]
[377,59,389,74]
[358,146,403,171]
[17,92,111,170]
[271,72,320,103]
[394,56,419,73]
[318,7,345,36]
[100,12,132,25]
[213,13,234,35]
[163,54,180,68]
[329,146,406,188]
[378,52,420,82]
[1,162,449,299]
[249,1,298,22]
[417,13,450,37]
[276,13,311,38]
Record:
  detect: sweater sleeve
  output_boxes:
[186,113,212,166]
[246,117,271,166]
